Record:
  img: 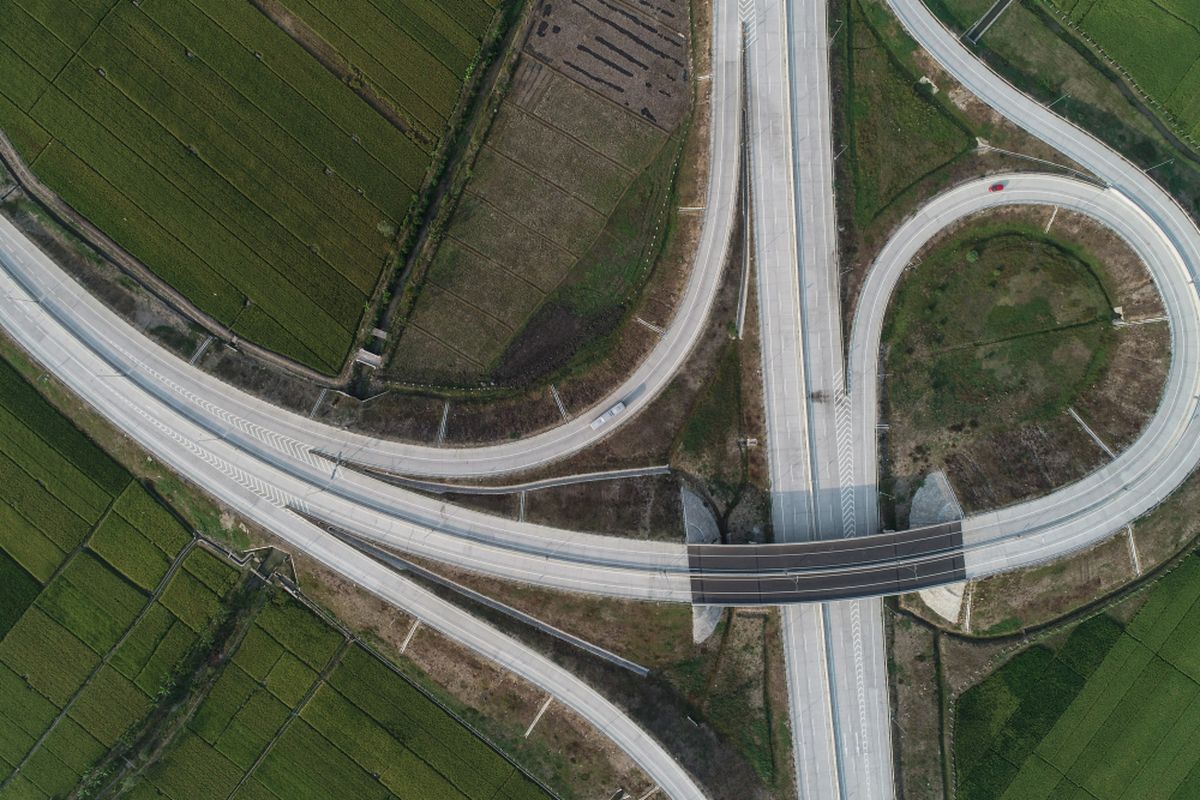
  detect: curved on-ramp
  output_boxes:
[2,0,743,482]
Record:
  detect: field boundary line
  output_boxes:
[0,537,199,791]
[406,321,488,368]
[480,144,616,217]
[529,58,677,134]
[443,235,550,294]
[0,130,348,383]
[223,635,352,800]
[38,480,129,590]
[464,190,583,258]
[76,52,383,296]
[501,102,640,178]
[190,3,422,192]
[267,567,564,800]
[247,0,456,136]
[430,281,518,331]
[41,98,364,342]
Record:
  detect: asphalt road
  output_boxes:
[2,177,1194,603]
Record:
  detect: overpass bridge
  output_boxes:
[687,521,965,604]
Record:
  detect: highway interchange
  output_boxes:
[1,0,1200,796]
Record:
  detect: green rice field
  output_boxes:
[955,553,1200,799]
[0,353,236,797]
[1044,0,1200,139]
[0,351,550,798]
[131,595,551,800]
[0,0,496,373]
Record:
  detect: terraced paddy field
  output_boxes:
[0,0,497,374]
[387,0,691,385]
[1043,0,1200,140]
[0,351,551,799]
[954,554,1200,800]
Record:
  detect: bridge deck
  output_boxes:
[687,521,966,604]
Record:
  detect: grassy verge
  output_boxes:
[883,221,1115,435]
[844,0,975,227]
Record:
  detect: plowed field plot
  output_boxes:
[388,0,691,385]
[0,0,496,374]
[1044,0,1200,139]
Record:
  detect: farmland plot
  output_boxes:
[954,554,1200,800]
[0,0,495,374]
[0,356,238,797]
[1045,0,1200,140]
[131,596,552,800]
[388,0,691,385]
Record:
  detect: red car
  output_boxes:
[989,182,1005,192]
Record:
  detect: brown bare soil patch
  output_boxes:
[941,418,1106,513]
[526,0,690,130]
[1074,323,1170,451]
[524,474,684,540]
[968,534,1134,634]
[889,613,946,800]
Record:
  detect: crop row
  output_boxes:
[108,4,415,222]
[190,661,289,749]
[88,520,168,595]
[328,645,521,797]
[285,0,462,137]
[361,0,488,71]
[17,0,109,42]
[170,0,427,191]
[0,356,241,795]
[75,27,383,294]
[302,683,476,799]
[1052,0,1200,134]
[31,81,364,345]
[161,565,226,633]
[0,451,91,549]
[254,595,344,670]
[0,360,128,496]
[0,0,447,372]
[0,405,113,521]
[36,552,147,654]
[1,2,74,79]
[955,557,1200,799]
[33,132,351,371]
[0,550,39,637]
[135,591,549,800]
